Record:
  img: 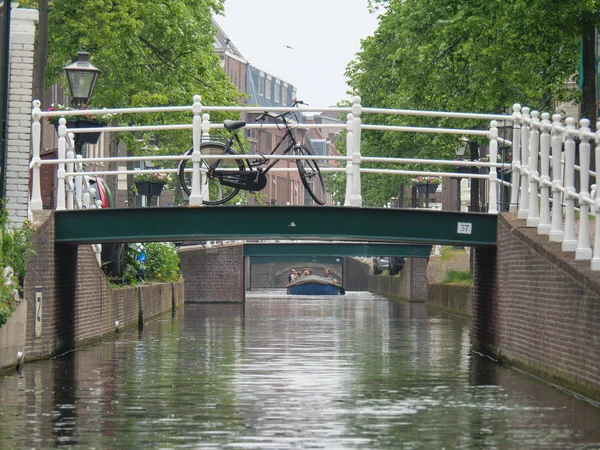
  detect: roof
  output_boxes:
[212,19,245,60]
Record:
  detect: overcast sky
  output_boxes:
[215,0,380,107]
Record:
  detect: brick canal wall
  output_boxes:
[178,244,245,302]
[0,212,184,371]
[343,258,370,291]
[473,213,600,401]
[367,258,429,301]
[427,284,472,317]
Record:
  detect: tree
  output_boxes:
[347,0,600,205]
[19,0,241,203]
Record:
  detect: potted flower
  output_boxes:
[134,172,169,199]
[477,153,511,164]
[411,176,442,195]
[47,103,114,144]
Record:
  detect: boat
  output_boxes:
[286,275,345,295]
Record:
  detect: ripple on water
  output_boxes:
[0,293,599,448]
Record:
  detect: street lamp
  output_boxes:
[63,48,100,108]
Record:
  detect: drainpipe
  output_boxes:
[0,2,11,198]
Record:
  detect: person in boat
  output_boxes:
[323,268,339,284]
[289,269,298,282]
[301,268,312,278]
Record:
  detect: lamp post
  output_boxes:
[63,47,100,108]
[63,48,100,155]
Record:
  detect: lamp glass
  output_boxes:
[63,49,100,107]
[67,71,97,100]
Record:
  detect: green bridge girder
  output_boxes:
[244,243,433,258]
[54,206,497,246]
[250,255,345,265]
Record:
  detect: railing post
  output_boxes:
[591,120,600,269]
[30,100,43,211]
[549,114,564,242]
[509,104,522,212]
[87,186,96,209]
[56,118,67,211]
[537,113,552,234]
[350,96,362,207]
[66,133,75,210]
[576,118,592,260]
[488,120,498,214]
[527,111,540,226]
[562,117,578,252]
[189,95,203,207]
[201,112,211,201]
[75,155,83,209]
[518,107,530,219]
[201,113,210,142]
[344,113,354,207]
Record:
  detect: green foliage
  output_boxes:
[119,242,180,286]
[0,206,35,327]
[122,243,144,285]
[41,0,241,162]
[144,243,181,282]
[442,270,473,284]
[45,0,237,107]
[348,0,600,205]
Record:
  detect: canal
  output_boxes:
[1,290,600,448]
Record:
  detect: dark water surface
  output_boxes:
[1,290,600,449]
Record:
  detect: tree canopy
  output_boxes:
[343,0,598,206]
[20,0,238,110]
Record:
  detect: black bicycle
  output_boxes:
[178,100,327,205]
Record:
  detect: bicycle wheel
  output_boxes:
[295,144,327,205]
[178,142,245,205]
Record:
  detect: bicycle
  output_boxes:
[177,99,327,205]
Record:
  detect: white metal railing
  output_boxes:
[30,95,510,215]
[30,96,600,270]
[507,103,600,271]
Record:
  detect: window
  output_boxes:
[275,81,281,104]
[282,84,288,105]
[258,74,264,96]
[304,184,313,205]
[266,76,272,100]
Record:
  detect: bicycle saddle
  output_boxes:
[223,120,246,131]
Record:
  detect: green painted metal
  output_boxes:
[244,243,432,257]
[250,255,343,265]
[54,205,497,246]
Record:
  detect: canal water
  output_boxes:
[1,290,600,449]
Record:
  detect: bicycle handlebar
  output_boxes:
[254,99,308,122]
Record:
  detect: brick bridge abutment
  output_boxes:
[473,213,600,402]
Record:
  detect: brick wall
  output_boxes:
[427,284,472,317]
[343,257,370,291]
[178,244,244,302]
[367,258,429,301]
[19,212,183,363]
[473,213,600,401]
[6,7,38,227]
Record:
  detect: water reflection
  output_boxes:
[0,290,599,448]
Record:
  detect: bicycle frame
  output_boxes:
[225,113,300,175]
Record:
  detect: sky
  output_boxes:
[215,0,381,107]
